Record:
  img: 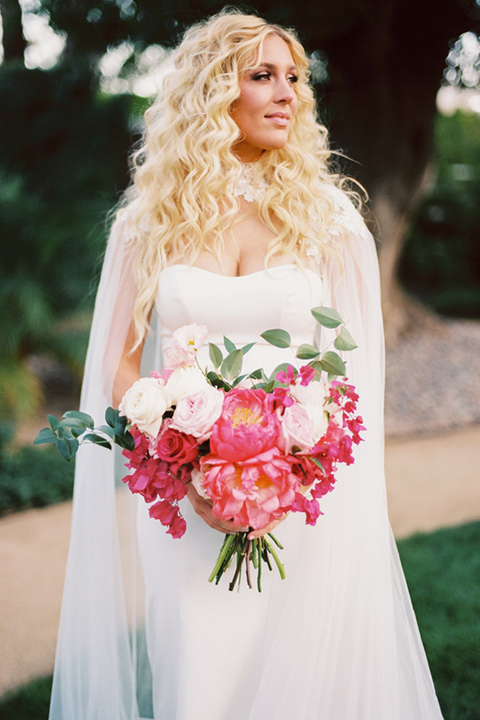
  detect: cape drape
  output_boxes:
[48,195,444,719]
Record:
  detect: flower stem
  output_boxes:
[208,533,236,583]
[263,537,286,580]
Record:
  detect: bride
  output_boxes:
[48,10,444,720]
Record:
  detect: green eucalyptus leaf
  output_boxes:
[55,436,78,461]
[48,415,60,431]
[221,349,243,382]
[105,407,118,428]
[310,361,324,377]
[311,306,343,329]
[248,368,265,380]
[56,423,75,440]
[263,379,275,393]
[311,457,326,473]
[232,373,248,387]
[114,432,135,450]
[260,329,291,348]
[63,410,95,428]
[209,343,223,370]
[223,336,236,353]
[83,433,112,449]
[98,425,116,439]
[296,344,321,360]
[33,427,57,445]
[240,342,255,356]
[206,371,231,391]
[334,327,358,352]
[320,351,346,376]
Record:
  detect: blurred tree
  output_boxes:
[0,0,26,62]
[0,63,132,420]
[33,0,480,341]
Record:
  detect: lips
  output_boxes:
[265,113,290,127]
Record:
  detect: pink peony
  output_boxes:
[210,388,279,462]
[201,447,298,530]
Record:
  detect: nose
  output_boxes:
[274,77,296,104]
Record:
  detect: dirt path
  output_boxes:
[1,424,480,698]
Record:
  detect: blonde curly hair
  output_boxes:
[120,9,347,349]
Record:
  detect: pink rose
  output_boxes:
[171,385,224,439]
[210,388,279,462]
[280,402,316,454]
[164,323,208,369]
[154,423,198,471]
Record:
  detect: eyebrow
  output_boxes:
[255,62,298,72]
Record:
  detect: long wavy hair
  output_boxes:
[119,10,349,349]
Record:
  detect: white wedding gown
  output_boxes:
[48,194,445,720]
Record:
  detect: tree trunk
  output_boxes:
[0,0,26,63]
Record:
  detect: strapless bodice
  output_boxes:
[156,263,323,374]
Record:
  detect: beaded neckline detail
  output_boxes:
[231,162,270,203]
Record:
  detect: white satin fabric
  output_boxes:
[48,192,444,719]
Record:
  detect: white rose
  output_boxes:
[281,402,316,454]
[171,385,224,439]
[190,468,210,500]
[165,366,209,406]
[118,377,171,437]
[290,380,328,443]
[164,323,208,369]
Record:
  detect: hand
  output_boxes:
[187,484,248,535]
[247,513,288,540]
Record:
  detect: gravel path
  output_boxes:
[385,319,480,437]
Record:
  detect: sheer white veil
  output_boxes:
[48,195,444,719]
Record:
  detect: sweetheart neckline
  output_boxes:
[159,263,321,280]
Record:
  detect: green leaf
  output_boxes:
[221,349,243,382]
[63,410,95,428]
[56,423,75,440]
[334,327,358,352]
[248,368,265,380]
[98,425,116,439]
[320,351,346,376]
[83,433,112,449]
[310,361,324,376]
[311,457,326,473]
[232,373,248,387]
[105,407,118,428]
[33,427,57,445]
[240,342,255,356]
[55,436,78,462]
[206,371,231,391]
[223,336,236,353]
[48,414,60,431]
[114,432,135,451]
[296,344,320,360]
[209,342,223,370]
[260,329,291,348]
[263,379,275,393]
[311,306,343,329]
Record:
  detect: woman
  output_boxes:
[49,11,444,720]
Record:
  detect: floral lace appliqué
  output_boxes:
[230,163,270,203]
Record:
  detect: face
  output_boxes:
[230,34,299,162]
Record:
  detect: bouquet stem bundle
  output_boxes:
[209,531,285,592]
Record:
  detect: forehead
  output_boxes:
[254,33,296,68]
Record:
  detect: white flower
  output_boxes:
[281,402,316,453]
[171,385,224,439]
[190,468,210,500]
[290,380,328,443]
[164,323,208,369]
[119,377,170,437]
[165,366,209,406]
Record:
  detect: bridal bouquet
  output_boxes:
[35,307,364,591]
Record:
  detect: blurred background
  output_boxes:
[0,1,479,719]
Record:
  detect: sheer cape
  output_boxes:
[48,192,444,719]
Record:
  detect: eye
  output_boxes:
[251,72,271,81]
[288,75,299,84]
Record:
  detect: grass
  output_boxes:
[1,523,479,719]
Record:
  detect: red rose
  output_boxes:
[155,426,198,470]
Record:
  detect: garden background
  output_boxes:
[1,1,480,718]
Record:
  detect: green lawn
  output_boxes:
[1,522,479,719]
